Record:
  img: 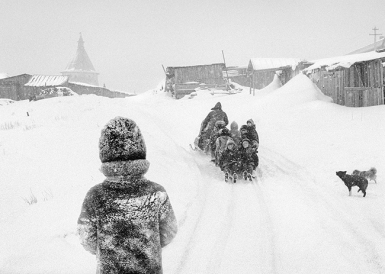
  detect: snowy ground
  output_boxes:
[0,74,384,274]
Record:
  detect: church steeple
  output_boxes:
[78,32,84,49]
[61,33,99,86]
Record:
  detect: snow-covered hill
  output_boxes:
[0,74,384,274]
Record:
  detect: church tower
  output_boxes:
[61,33,99,86]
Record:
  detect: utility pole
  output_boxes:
[369,27,382,51]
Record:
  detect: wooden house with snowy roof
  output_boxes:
[0,74,32,100]
[304,51,385,107]
[61,33,99,86]
[223,66,248,87]
[165,63,227,99]
[248,58,310,94]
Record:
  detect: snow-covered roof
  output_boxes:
[25,75,69,87]
[249,58,304,71]
[167,63,225,69]
[304,51,385,72]
[348,38,385,55]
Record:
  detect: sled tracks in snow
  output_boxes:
[173,148,299,274]
[174,146,385,273]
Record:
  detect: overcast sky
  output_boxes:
[0,0,384,93]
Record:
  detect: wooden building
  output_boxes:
[165,63,227,99]
[0,74,32,100]
[24,75,69,99]
[248,58,310,94]
[67,82,134,98]
[223,66,249,87]
[24,75,133,100]
[304,51,385,107]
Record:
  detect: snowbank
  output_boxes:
[0,77,384,274]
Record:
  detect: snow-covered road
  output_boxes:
[165,146,385,274]
[1,76,385,274]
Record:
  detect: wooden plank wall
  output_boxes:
[174,64,226,85]
[0,84,18,100]
[250,67,296,90]
[308,59,384,107]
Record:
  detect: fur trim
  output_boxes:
[101,159,150,179]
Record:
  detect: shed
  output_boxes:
[0,74,32,100]
[223,66,248,87]
[304,51,385,107]
[248,58,310,94]
[24,75,70,100]
[165,63,226,99]
[67,82,135,98]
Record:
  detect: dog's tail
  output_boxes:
[369,167,377,175]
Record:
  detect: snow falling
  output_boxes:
[0,74,384,274]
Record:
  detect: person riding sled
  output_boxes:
[214,127,232,166]
[239,138,259,181]
[240,119,259,151]
[197,102,229,151]
[208,120,226,161]
[219,139,241,183]
[229,121,241,148]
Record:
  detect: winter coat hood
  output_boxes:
[211,102,222,110]
[226,139,235,148]
[99,116,150,186]
[100,160,150,186]
[246,119,255,127]
[215,120,226,128]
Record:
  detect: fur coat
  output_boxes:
[78,160,178,274]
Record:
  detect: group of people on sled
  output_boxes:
[196,102,259,183]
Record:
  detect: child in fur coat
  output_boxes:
[77,116,178,274]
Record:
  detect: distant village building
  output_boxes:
[165,63,226,99]
[247,58,310,94]
[61,33,99,86]
[0,33,134,101]
[0,74,32,100]
[348,38,385,55]
[24,75,69,100]
[223,66,248,87]
[304,51,385,107]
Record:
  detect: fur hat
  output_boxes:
[99,117,146,163]
[219,127,230,136]
[246,119,255,126]
[211,102,222,110]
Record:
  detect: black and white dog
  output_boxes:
[336,171,368,197]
